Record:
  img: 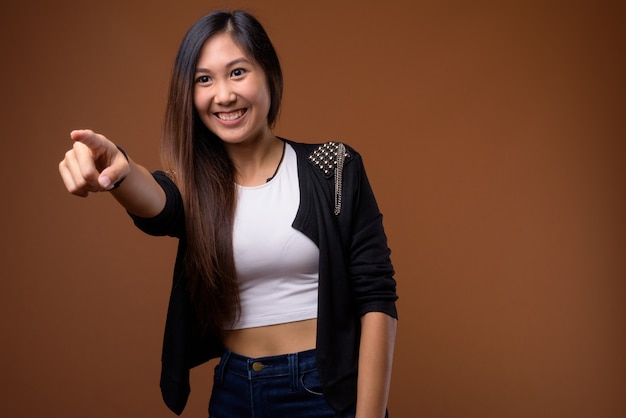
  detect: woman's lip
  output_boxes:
[214,109,247,122]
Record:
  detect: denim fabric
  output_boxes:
[209,349,360,418]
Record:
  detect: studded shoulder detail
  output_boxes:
[307,141,351,176]
[308,141,351,215]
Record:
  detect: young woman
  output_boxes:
[59,10,398,418]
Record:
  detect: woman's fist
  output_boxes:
[58,130,130,197]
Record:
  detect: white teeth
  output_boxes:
[216,110,245,121]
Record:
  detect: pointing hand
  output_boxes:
[58,130,130,197]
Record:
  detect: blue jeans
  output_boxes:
[209,349,358,418]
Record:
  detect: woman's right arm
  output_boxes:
[58,129,166,218]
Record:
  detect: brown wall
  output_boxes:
[1,1,624,417]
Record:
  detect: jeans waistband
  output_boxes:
[217,348,318,384]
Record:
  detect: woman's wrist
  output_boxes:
[109,145,129,190]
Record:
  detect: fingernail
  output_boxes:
[100,175,112,190]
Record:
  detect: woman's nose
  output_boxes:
[214,81,236,105]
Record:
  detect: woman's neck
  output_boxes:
[226,132,284,187]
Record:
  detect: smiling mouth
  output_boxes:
[215,109,246,121]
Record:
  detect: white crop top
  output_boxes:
[227,143,320,330]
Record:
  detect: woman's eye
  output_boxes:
[231,68,246,77]
[196,75,211,84]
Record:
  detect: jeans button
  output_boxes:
[252,362,264,372]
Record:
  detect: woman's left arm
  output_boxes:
[356,312,397,418]
[343,149,398,417]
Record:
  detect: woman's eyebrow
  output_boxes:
[226,57,251,67]
[195,57,251,73]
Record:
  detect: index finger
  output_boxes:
[70,129,108,154]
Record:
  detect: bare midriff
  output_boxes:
[223,318,317,358]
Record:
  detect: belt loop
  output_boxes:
[218,350,232,385]
[289,352,298,391]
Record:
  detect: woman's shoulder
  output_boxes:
[283,138,361,169]
[283,138,358,154]
[283,139,363,185]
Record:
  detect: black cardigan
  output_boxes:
[129,140,398,415]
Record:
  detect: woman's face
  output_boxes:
[193,32,272,145]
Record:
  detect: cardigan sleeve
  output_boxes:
[128,171,185,239]
[345,152,398,319]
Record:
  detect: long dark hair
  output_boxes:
[161,10,283,333]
